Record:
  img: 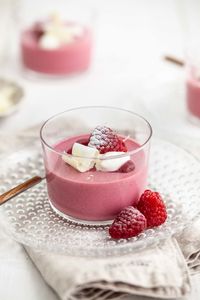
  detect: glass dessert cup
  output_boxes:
[40,106,152,224]
[186,46,200,126]
[19,2,94,78]
[186,70,200,126]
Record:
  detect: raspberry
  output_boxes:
[109,206,147,239]
[137,190,167,228]
[88,126,127,154]
[118,160,135,173]
[33,22,45,39]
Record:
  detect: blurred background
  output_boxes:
[0,0,200,142]
[1,2,200,299]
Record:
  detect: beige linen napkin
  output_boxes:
[25,238,191,300]
[177,218,200,275]
[1,127,200,299]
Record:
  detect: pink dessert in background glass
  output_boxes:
[186,46,200,125]
[20,15,92,76]
[40,107,152,224]
[186,76,200,121]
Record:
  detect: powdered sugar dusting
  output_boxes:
[89,126,113,147]
[88,126,127,154]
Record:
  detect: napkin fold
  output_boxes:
[177,219,200,275]
[26,238,191,300]
[1,126,200,300]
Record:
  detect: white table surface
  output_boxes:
[1,0,200,299]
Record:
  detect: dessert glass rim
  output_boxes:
[40,106,153,160]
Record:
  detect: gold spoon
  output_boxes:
[164,55,184,67]
[0,176,44,206]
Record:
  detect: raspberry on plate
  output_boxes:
[118,160,135,173]
[88,126,127,154]
[109,206,147,239]
[137,190,167,228]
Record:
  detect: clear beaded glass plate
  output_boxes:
[0,139,200,257]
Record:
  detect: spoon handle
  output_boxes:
[0,176,44,205]
[164,55,184,67]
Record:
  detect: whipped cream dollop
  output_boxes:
[39,34,60,49]
[96,152,130,172]
[38,13,84,49]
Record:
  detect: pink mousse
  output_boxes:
[187,77,200,119]
[44,135,148,221]
[20,26,92,75]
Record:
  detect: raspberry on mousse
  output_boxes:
[88,126,127,154]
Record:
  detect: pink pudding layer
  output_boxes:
[187,77,200,119]
[44,135,148,221]
[20,26,92,75]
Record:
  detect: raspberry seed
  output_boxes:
[118,160,135,173]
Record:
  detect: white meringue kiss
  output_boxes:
[39,34,60,49]
[96,152,130,172]
[62,143,99,173]
[39,21,83,49]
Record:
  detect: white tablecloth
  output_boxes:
[1,0,200,299]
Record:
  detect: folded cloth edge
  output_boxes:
[25,238,191,300]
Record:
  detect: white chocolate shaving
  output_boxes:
[62,143,99,172]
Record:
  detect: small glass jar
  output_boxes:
[19,0,95,79]
[179,0,200,125]
[40,106,152,224]
[186,47,200,125]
